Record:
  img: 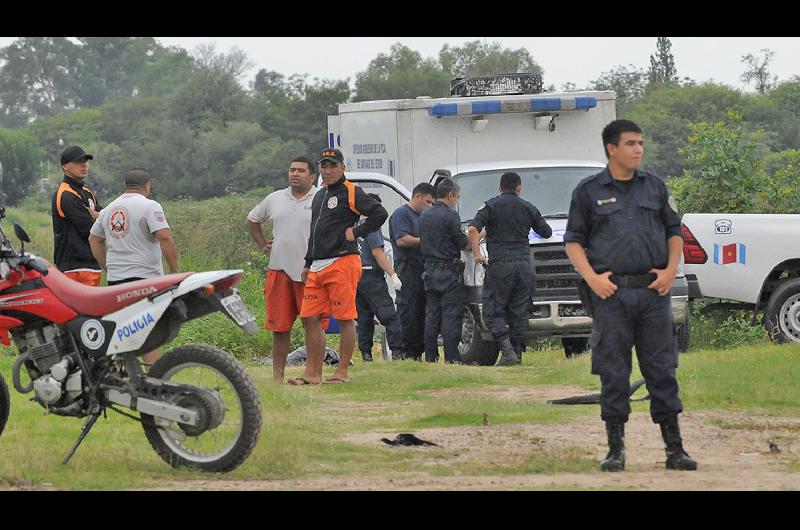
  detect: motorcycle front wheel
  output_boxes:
[0,374,9,437]
[141,345,262,472]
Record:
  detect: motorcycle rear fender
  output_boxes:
[172,270,244,298]
[101,269,245,356]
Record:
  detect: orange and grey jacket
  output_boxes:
[304,175,388,268]
[51,176,103,272]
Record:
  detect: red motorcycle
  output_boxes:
[0,205,261,472]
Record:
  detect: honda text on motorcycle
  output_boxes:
[0,203,262,472]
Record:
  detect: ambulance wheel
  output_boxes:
[459,308,499,366]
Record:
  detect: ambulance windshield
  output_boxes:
[454,166,601,222]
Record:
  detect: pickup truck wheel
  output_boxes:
[677,308,691,353]
[459,308,499,366]
[764,278,800,344]
[562,337,589,358]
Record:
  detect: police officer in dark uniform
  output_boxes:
[389,182,436,360]
[468,172,552,366]
[564,119,696,472]
[419,178,470,364]
[356,194,404,361]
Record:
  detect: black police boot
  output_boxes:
[513,342,525,363]
[495,338,521,366]
[391,350,406,361]
[361,351,373,362]
[659,416,698,471]
[600,420,626,472]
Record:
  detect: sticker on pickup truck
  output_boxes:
[713,242,746,265]
[714,219,732,234]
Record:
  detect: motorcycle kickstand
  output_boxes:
[62,410,102,465]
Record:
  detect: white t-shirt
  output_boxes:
[90,192,171,281]
[247,186,317,282]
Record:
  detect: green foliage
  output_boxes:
[589,64,647,111]
[354,43,449,101]
[0,128,45,204]
[647,37,679,88]
[439,39,543,78]
[669,111,768,213]
[688,300,770,350]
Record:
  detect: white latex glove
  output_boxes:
[390,273,402,291]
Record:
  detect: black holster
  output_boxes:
[577,278,594,317]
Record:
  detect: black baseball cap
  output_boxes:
[318,148,344,164]
[60,146,93,165]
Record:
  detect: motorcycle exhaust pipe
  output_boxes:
[12,353,34,394]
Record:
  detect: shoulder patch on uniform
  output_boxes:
[668,195,678,213]
[478,202,486,210]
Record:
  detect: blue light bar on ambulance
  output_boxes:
[427,96,597,117]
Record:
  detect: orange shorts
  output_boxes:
[300,254,362,321]
[264,269,327,332]
[65,270,101,286]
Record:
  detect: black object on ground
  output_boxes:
[381,433,440,447]
[547,379,649,405]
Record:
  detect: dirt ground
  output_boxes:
[151,385,800,491]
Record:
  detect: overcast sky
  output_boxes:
[0,37,797,93]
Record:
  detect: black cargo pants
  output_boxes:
[589,286,683,423]
[423,262,466,363]
[395,260,426,358]
[356,269,403,357]
[482,260,533,356]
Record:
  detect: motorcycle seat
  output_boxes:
[41,266,194,317]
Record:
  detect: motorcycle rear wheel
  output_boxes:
[141,345,262,472]
[0,374,8,437]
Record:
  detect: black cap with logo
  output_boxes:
[318,148,344,164]
[60,146,94,165]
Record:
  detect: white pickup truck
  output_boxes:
[681,213,800,343]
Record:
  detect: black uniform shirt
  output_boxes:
[469,191,553,260]
[563,167,683,275]
[419,201,468,261]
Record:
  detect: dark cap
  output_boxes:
[318,148,344,164]
[124,168,151,188]
[60,146,93,165]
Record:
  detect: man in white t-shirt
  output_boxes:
[89,168,179,365]
[247,156,324,382]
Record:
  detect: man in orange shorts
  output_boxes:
[248,156,325,382]
[288,148,387,385]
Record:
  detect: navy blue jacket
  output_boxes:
[419,201,469,262]
[563,167,682,275]
[469,191,552,260]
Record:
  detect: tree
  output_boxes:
[625,83,750,178]
[0,37,81,126]
[590,64,647,108]
[0,128,45,204]
[169,69,247,130]
[741,49,778,94]
[647,37,678,88]
[439,40,543,78]
[669,112,768,213]
[192,43,254,80]
[354,43,449,101]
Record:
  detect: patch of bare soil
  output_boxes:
[150,405,800,491]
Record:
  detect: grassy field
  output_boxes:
[1,343,800,489]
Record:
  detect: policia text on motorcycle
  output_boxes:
[564,119,697,472]
[468,171,552,367]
